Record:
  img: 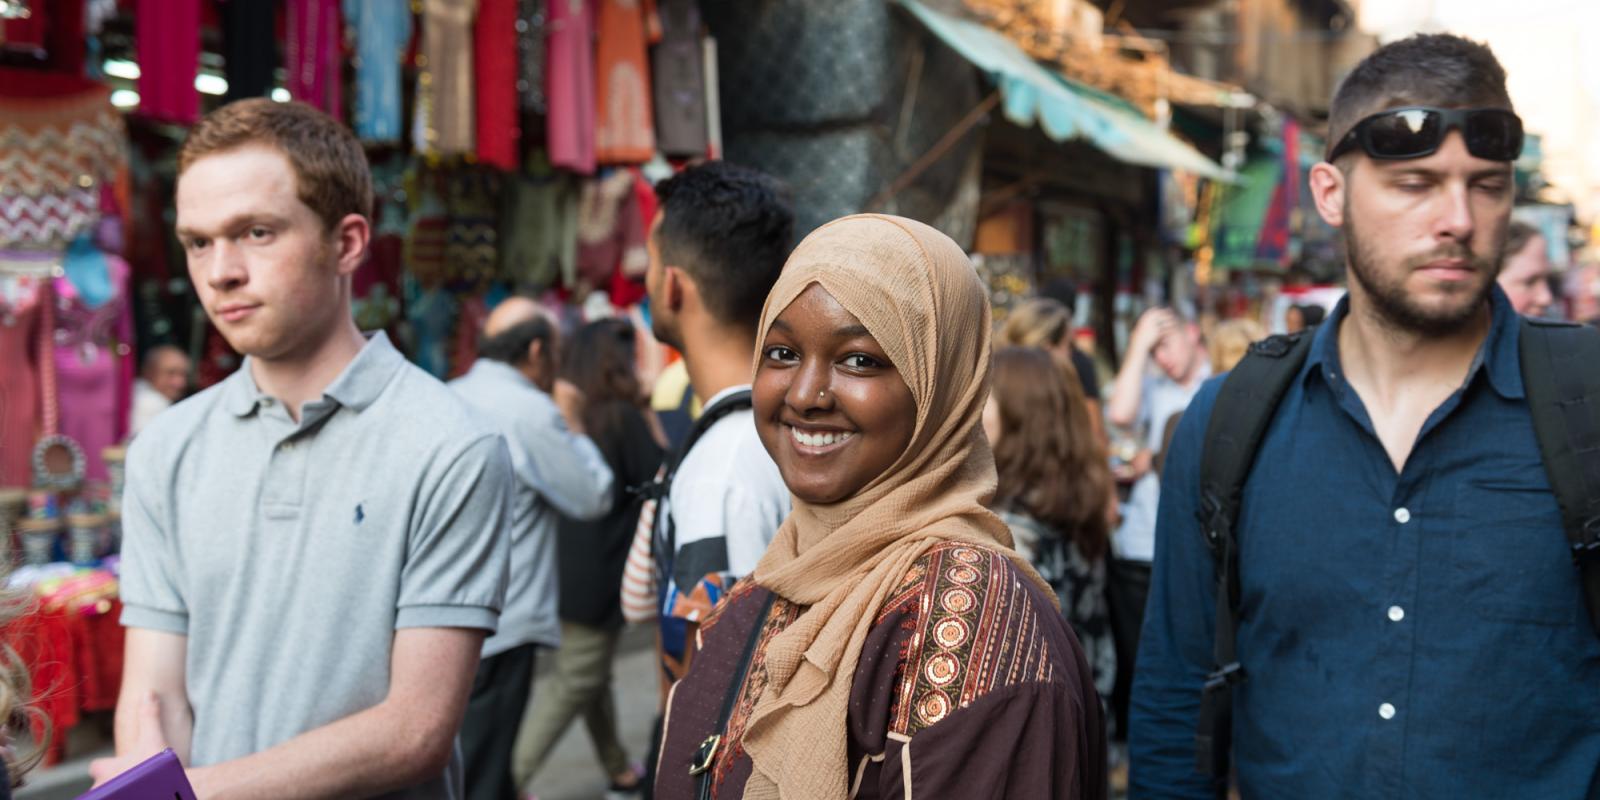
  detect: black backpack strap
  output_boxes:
[1194,332,1312,787]
[1518,318,1600,638]
[647,389,755,584]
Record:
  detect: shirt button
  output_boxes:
[1387,605,1405,622]
[1379,703,1396,720]
[1394,507,1411,524]
[261,398,274,407]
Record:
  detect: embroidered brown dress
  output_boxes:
[657,542,1107,799]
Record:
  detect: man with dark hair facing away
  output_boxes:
[1132,34,1600,797]
[631,161,795,790]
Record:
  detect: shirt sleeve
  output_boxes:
[1128,380,1224,799]
[117,435,189,634]
[396,434,514,631]
[884,679,1106,800]
[510,398,616,522]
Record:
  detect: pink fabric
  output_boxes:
[287,0,344,116]
[475,0,521,170]
[136,0,200,123]
[51,256,129,482]
[0,275,43,488]
[546,0,597,174]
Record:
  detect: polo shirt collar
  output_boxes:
[1305,284,1524,400]
[223,331,406,417]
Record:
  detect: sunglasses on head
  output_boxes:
[1326,106,1524,163]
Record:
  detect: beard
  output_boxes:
[1344,219,1502,337]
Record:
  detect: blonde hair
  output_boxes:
[998,298,1072,349]
[0,570,43,785]
[1209,318,1268,373]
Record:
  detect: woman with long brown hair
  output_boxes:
[984,346,1117,705]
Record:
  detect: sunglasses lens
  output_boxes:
[1465,111,1524,161]
[1365,109,1441,158]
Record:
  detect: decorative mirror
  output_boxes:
[31,434,85,492]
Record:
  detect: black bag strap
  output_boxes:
[1519,318,1600,638]
[689,590,777,799]
[646,389,755,585]
[1194,331,1313,788]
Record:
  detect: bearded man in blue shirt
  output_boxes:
[1131,33,1600,798]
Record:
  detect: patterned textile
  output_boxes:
[881,542,1057,736]
[706,587,804,797]
[0,75,125,249]
[594,0,657,164]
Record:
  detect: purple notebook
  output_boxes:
[77,748,197,800]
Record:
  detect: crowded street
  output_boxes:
[3,0,1600,798]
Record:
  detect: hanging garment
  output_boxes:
[345,0,413,143]
[53,242,131,482]
[137,0,200,123]
[416,0,477,155]
[574,170,644,294]
[546,0,596,174]
[607,168,654,307]
[0,75,125,250]
[516,0,548,115]
[443,168,500,293]
[651,0,707,157]
[0,271,44,488]
[594,0,657,164]
[0,0,46,55]
[286,0,343,116]
[499,167,578,291]
[474,0,520,170]
[221,0,280,102]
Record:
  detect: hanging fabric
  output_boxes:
[286,0,344,116]
[0,264,46,487]
[546,0,597,174]
[221,0,280,103]
[0,74,126,251]
[516,0,548,116]
[594,0,658,164]
[137,0,200,124]
[416,0,478,156]
[345,0,414,143]
[474,0,521,170]
[53,238,131,481]
[651,0,708,158]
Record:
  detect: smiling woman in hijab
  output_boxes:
[654,214,1106,800]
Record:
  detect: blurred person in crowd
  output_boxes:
[96,99,513,798]
[985,346,1116,708]
[1102,305,1209,739]
[129,345,191,436]
[998,296,1104,438]
[1283,302,1326,333]
[0,564,43,796]
[1498,220,1554,317]
[1207,318,1268,374]
[1034,280,1106,403]
[1132,34,1600,797]
[451,298,615,800]
[655,214,1104,799]
[513,318,662,799]
[629,161,794,791]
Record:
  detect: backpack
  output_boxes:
[643,389,755,602]
[1193,318,1600,789]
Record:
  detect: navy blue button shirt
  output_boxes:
[1130,286,1600,798]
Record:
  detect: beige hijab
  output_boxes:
[741,214,1050,799]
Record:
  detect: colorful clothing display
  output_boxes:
[0,74,125,251]
[136,0,200,123]
[575,170,646,294]
[516,0,548,115]
[286,0,344,116]
[546,0,597,174]
[53,241,131,482]
[594,0,657,164]
[345,0,414,143]
[0,272,44,488]
[474,0,520,170]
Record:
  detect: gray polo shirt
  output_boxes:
[449,359,613,657]
[119,332,512,800]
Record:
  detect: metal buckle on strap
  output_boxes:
[689,734,721,776]
[1203,662,1246,693]
[1574,517,1600,566]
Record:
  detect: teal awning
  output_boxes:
[899,0,1233,182]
